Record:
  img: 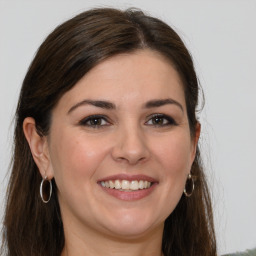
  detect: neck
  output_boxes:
[61,222,164,256]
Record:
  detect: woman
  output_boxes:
[1,8,216,256]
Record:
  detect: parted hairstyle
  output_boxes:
[1,7,217,256]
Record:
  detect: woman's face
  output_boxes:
[46,49,199,239]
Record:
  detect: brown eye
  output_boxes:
[89,118,102,126]
[152,116,165,125]
[146,114,177,127]
[79,115,109,128]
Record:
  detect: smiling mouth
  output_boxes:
[100,180,152,192]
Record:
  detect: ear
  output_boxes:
[190,122,201,163]
[23,117,54,179]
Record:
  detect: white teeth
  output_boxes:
[100,180,152,191]
[130,180,139,190]
[109,180,115,189]
[115,180,121,189]
[121,180,130,190]
[138,180,144,189]
[105,181,110,188]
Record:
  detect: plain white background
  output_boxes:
[0,0,255,255]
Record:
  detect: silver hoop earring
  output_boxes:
[40,176,52,203]
[184,173,194,197]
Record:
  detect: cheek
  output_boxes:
[155,133,193,173]
[48,130,106,193]
[151,132,193,201]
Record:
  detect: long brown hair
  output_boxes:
[1,8,216,256]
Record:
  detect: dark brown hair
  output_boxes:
[1,8,216,256]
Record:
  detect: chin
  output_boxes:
[102,212,164,239]
[106,225,155,240]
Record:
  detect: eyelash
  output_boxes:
[145,114,177,127]
[79,115,110,128]
[78,114,177,128]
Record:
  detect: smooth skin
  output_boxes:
[23,49,200,256]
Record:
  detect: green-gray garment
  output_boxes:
[223,248,256,256]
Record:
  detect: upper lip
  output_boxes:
[97,174,158,183]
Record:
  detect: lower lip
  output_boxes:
[99,183,157,201]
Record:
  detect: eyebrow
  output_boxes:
[67,98,183,114]
[144,98,184,112]
[68,100,115,114]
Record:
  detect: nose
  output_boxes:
[111,125,150,165]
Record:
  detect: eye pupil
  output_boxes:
[153,116,163,125]
[90,118,101,125]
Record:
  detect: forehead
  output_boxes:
[56,49,186,111]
